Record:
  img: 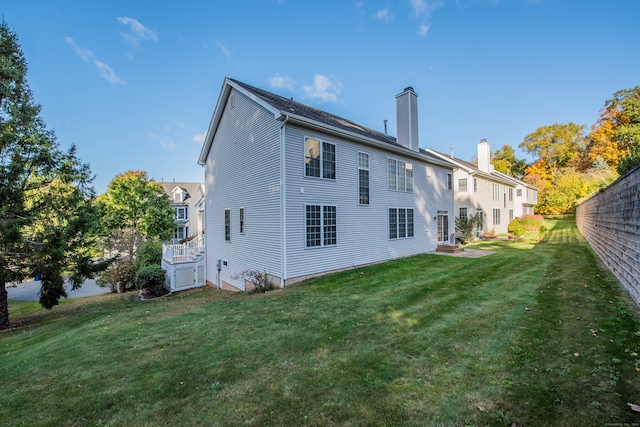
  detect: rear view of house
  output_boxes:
[198,78,456,291]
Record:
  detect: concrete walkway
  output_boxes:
[6,278,111,301]
[428,248,495,258]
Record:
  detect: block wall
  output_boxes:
[576,164,640,305]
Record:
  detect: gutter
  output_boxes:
[279,114,289,286]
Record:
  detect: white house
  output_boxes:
[426,140,538,236]
[160,181,205,243]
[196,78,457,291]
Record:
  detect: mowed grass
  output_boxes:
[2,217,640,426]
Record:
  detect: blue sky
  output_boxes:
[3,0,639,193]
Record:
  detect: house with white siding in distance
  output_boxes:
[196,78,457,291]
[426,140,538,237]
[160,181,205,243]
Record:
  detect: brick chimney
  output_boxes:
[396,86,419,152]
[477,139,491,173]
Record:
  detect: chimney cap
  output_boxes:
[404,86,415,92]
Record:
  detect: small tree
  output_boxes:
[454,213,482,245]
[508,218,526,241]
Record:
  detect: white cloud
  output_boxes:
[268,74,296,91]
[303,74,341,103]
[66,37,124,85]
[148,133,175,149]
[93,60,125,85]
[215,41,231,59]
[65,37,94,61]
[193,132,206,145]
[373,8,394,22]
[117,17,158,49]
[409,0,443,36]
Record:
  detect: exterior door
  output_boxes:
[437,211,449,243]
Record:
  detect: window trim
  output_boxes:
[458,178,468,192]
[176,206,188,220]
[239,207,245,234]
[447,173,453,191]
[304,136,336,180]
[357,151,370,205]
[305,204,337,249]
[459,207,468,222]
[387,157,414,192]
[388,207,415,240]
[224,209,231,242]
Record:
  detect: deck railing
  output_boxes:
[162,235,204,264]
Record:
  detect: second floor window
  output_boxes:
[305,137,336,179]
[459,178,468,192]
[447,173,452,190]
[176,207,188,220]
[388,158,414,192]
[358,152,369,205]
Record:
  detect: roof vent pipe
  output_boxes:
[384,119,388,135]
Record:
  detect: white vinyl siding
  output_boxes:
[204,87,282,290]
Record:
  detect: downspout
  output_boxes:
[279,114,289,287]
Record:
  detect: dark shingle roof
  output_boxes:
[230,79,403,149]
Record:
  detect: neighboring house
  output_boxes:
[160,182,206,243]
[197,78,457,291]
[426,140,538,236]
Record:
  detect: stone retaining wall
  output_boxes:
[575,164,640,305]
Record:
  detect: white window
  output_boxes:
[224,209,231,242]
[459,178,468,192]
[305,137,335,179]
[509,209,514,223]
[492,183,500,200]
[175,226,188,240]
[388,158,414,192]
[459,207,468,221]
[493,208,501,225]
[176,207,188,220]
[508,188,513,201]
[389,208,414,239]
[239,207,245,234]
[306,205,337,248]
[517,188,523,197]
[447,173,452,190]
[173,192,183,202]
[358,152,370,205]
[474,178,478,192]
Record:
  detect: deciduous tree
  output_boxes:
[519,122,586,173]
[492,145,527,178]
[97,171,174,263]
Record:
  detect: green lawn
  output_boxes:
[2,217,640,426]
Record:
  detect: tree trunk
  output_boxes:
[0,283,10,329]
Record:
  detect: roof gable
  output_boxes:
[198,78,455,169]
